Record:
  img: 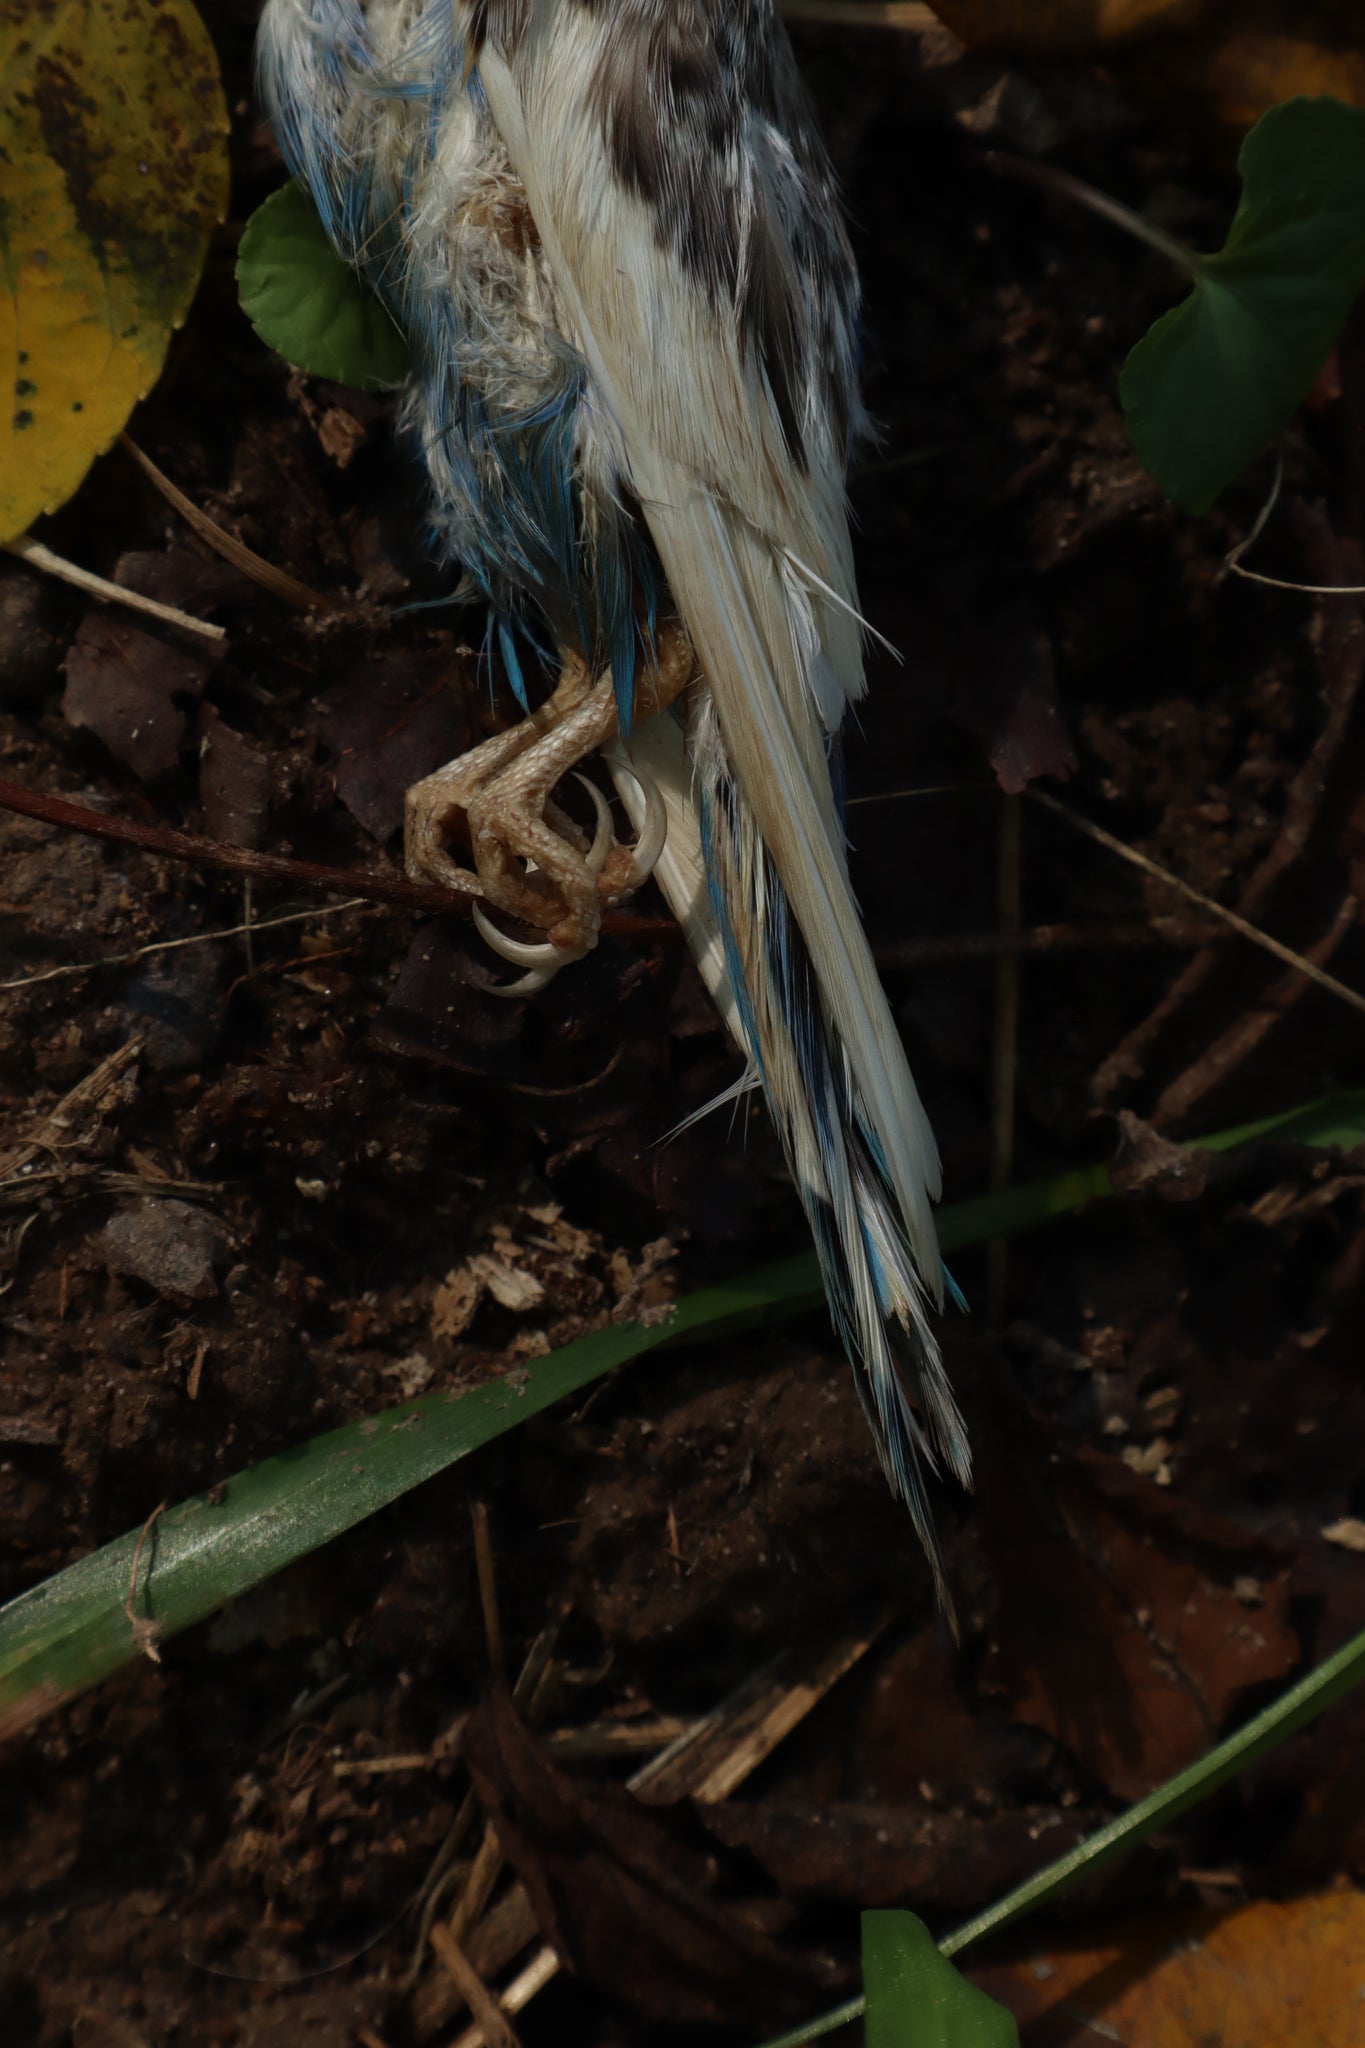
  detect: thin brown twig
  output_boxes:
[1224,456,1365,595]
[1030,789,1365,1022]
[120,436,334,614]
[470,1502,505,1687]
[0,777,660,942]
[874,917,1226,971]
[1152,890,1360,1128]
[1091,501,1365,1103]
[405,1628,559,2007]
[4,535,227,643]
[0,775,475,916]
[448,1827,505,1951]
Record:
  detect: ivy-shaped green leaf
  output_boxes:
[236,180,411,392]
[863,1912,1018,2048]
[1121,95,1365,513]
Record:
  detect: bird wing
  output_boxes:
[474,0,943,1274]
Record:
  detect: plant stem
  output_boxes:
[756,1620,1365,2048]
[982,149,1203,276]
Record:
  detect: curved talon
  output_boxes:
[483,964,558,999]
[472,901,571,970]
[572,773,616,878]
[471,901,583,999]
[608,756,668,888]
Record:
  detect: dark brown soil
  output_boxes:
[3,7,1365,2045]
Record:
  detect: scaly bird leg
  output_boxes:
[405,625,696,988]
[403,651,597,918]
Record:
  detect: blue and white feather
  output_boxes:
[258,0,972,1596]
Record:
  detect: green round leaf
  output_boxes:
[1121,96,1365,513]
[863,1912,1019,2048]
[236,179,411,392]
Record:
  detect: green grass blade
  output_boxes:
[0,1254,810,1734]
[937,1086,1365,1253]
[939,1621,1365,1958]
[4,1089,1361,1735]
[756,1623,1365,2048]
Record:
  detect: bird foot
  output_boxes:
[405,634,691,994]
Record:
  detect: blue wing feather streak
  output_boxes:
[257,0,654,723]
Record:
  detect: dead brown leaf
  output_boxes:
[703,1797,1098,1916]
[931,0,1365,130]
[311,648,474,843]
[63,614,210,782]
[968,1361,1300,1802]
[1109,1110,1212,1201]
[461,1687,841,2028]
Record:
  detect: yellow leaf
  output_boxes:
[0,0,229,541]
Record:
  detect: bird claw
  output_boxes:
[572,766,666,893]
[574,773,616,878]
[471,902,580,998]
[465,763,669,994]
[598,752,667,893]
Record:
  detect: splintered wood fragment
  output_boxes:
[332,1752,430,1778]
[413,1836,539,2037]
[465,1884,540,1981]
[0,1039,142,1185]
[425,1615,892,2040]
[413,1628,560,2017]
[630,1610,892,1806]
[428,1924,523,2048]
[449,1824,504,1947]
[546,1714,692,1757]
[448,1947,560,2048]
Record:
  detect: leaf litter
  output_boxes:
[1,4,1365,2045]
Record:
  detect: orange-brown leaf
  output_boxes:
[975,1892,1365,2047]
[927,0,1208,52]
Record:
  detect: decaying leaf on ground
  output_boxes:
[0,0,229,540]
[927,0,1365,127]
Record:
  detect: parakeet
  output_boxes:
[257,0,972,1596]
